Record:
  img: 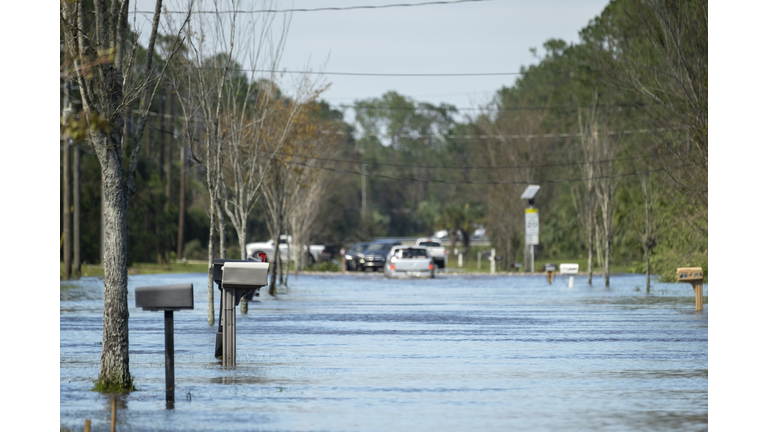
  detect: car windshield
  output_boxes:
[418,241,441,247]
[366,243,393,252]
[400,248,428,258]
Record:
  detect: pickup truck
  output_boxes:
[415,238,447,268]
[245,235,327,265]
[384,246,435,278]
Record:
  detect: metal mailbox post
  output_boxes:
[135,283,194,406]
[560,263,579,288]
[544,263,557,284]
[212,258,265,359]
[220,261,269,368]
[676,267,705,311]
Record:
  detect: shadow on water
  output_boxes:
[61,273,707,432]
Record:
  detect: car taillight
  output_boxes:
[390,264,395,270]
[443,250,447,254]
[429,264,434,270]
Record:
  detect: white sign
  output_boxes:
[525,209,539,245]
[560,263,579,274]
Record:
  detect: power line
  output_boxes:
[276,157,680,185]
[334,103,653,112]
[170,66,607,77]
[132,0,491,14]
[273,152,656,171]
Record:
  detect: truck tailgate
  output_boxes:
[394,259,432,272]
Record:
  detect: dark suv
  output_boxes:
[360,241,401,272]
[344,242,370,271]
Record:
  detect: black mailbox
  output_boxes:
[135,284,194,311]
[134,283,195,407]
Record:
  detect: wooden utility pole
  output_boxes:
[361,163,366,221]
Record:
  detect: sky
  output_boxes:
[132,0,611,121]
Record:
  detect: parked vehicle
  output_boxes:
[343,242,370,272]
[415,237,447,268]
[359,240,401,272]
[384,246,435,278]
[245,235,327,265]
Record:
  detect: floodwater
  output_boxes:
[60,272,708,431]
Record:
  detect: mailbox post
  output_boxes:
[135,283,194,407]
[560,263,579,288]
[220,261,269,368]
[676,267,705,311]
[212,258,265,359]
[544,263,557,284]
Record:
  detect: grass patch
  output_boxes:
[61,261,209,279]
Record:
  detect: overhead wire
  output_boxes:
[274,157,681,185]
[131,0,492,15]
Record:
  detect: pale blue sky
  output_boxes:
[134,0,610,117]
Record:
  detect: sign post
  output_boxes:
[521,185,540,274]
[525,208,539,272]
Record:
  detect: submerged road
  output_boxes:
[60,272,708,431]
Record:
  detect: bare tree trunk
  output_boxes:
[603,239,611,287]
[166,94,173,211]
[62,83,72,279]
[645,246,651,293]
[587,226,594,285]
[73,144,81,276]
[62,132,72,280]
[177,143,186,260]
[98,149,132,390]
[207,200,216,326]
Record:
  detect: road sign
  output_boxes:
[525,208,539,245]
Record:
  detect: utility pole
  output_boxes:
[361,163,367,221]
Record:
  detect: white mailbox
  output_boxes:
[560,263,579,274]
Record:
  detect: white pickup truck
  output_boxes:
[245,235,327,265]
[384,246,435,278]
[415,238,447,268]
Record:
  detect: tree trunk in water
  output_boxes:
[73,145,81,276]
[97,147,132,391]
[207,199,216,326]
[217,202,226,259]
[587,223,594,286]
[269,232,279,296]
[63,138,72,279]
[645,246,651,293]
[603,240,611,287]
[239,223,248,314]
[176,144,186,260]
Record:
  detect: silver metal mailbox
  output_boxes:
[222,262,269,289]
[135,284,194,311]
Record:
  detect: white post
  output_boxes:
[458,253,463,268]
[490,248,496,274]
[568,276,574,288]
[531,245,535,274]
[477,251,481,269]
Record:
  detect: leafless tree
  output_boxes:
[60,0,191,390]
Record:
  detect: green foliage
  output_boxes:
[317,261,341,272]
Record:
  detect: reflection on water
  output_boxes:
[61,273,707,431]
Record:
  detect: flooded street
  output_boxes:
[60,273,707,431]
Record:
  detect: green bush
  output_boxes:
[316,261,341,272]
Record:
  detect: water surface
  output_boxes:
[60,273,707,431]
